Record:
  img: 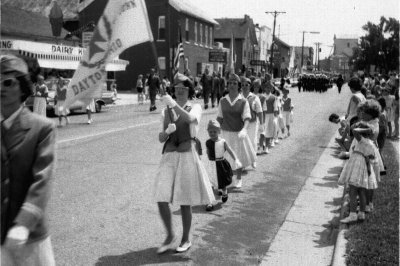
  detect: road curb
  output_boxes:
[331,187,349,266]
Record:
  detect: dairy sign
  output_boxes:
[1,39,83,56]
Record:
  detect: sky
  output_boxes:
[187,0,399,60]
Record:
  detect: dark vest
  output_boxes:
[162,105,193,153]
[220,97,246,132]
[265,95,276,114]
[282,97,291,111]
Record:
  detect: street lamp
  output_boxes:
[300,31,320,73]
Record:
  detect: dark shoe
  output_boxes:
[205,204,214,211]
[221,194,228,203]
[217,190,223,196]
[212,105,215,108]
[204,104,208,110]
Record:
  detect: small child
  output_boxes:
[338,122,377,223]
[282,89,294,137]
[339,100,382,223]
[381,87,395,138]
[136,74,144,104]
[205,120,241,210]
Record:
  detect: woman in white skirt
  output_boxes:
[33,75,48,116]
[217,74,256,188]
[241,77,263,157]
[154,73,215,254]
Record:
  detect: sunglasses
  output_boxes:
[227,82,238,85]
[1,78,17,88]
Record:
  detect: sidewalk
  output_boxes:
[261,134,346,266]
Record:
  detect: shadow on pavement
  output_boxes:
[95,248,191,266]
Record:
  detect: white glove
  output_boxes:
[238,128,247,139]
[5,226,29,247]
[165,123,176,135]
[161,95,177,108]
[234,159,242,169]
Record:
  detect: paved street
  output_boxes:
[49,86,350,265]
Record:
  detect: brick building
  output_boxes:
[78,0,218,90]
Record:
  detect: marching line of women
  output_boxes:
[154,72,294,254]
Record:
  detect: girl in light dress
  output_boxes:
[154,73,215,254]
[381,86,395,138]
[136,74,144,104]
[33,75,48,116]
[339,99,383,223]
[281,89,293,137]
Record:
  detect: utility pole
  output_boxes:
[300,31,319,73]
[266,11,285,76]
[314,42,322,71]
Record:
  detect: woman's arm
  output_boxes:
[171,104,197,123]
[224,141,238,161]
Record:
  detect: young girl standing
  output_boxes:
[205,120,241,209]
[136,74,144,104]
[282,89,294,137]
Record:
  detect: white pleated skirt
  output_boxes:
[153,145,215,205]
[264,113,275,138]
[33,97,47,116]
[247,121,259,151]
[221,130,256,169]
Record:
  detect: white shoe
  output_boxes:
[157,236,177,254]
[270,142,275,147]
[365,205,371,213]
[275,139,280,144]
[263,147,269,154]
[340,212,358,223]
[235,179,242,188]
[358,211,365,221]
[252,162,257,169]
[87,119,92,124]
[176,241,192,253]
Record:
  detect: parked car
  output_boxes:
[25,78,116,116]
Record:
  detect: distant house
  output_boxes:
[214,15,258,75]
[78,0,218,91]
[272,37,291,78]
[331,34,359,78]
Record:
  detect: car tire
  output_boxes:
[95,102,102,113]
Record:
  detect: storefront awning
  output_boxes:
[2,39,129,71]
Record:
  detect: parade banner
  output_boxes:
[62,0,153,109]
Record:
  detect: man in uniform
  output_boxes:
[148,68,161,111]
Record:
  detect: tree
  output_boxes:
[351,16,399,73]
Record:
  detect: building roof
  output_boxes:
[275,37,291,49]
[334,34,358,40]
[214,16,258,43]
[1,4,70,40]
[169,0,218,25]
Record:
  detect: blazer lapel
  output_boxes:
[3,108,31,155]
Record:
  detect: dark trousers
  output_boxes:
[149,89,157,106]
[203,87,215,106]
[349,185,366,212]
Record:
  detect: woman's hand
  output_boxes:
[238,128,247,139]
[165,123,176,135]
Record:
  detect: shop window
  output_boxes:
[200,24,203,45]
[194,22,198,44]
[185,18,189,42]
[205,26,208,47]
[158,57,166,70]
[158,16,166,40]
[209,27,213,47]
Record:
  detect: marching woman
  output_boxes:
[241,77,263,161]
[154,73,215,254]
[217,74,256,188]
[33,75,48,116]
[262,81,279,153]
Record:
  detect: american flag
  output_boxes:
[173,29,184,78]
